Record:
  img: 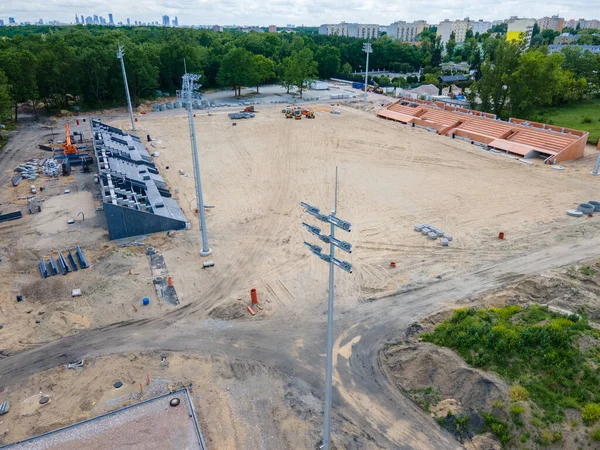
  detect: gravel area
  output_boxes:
[8,391,203,450]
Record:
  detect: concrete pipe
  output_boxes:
[577,203,594,214]
[588,201,600,212]
[566,209,584,217]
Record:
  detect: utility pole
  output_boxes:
[116,45,136,131]
[362,43,372,111]
[300,168,352,450]
[177,73,212,256]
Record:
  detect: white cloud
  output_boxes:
[1,0,599,26]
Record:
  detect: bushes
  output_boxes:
[510,386,530,402]
[582,403,600,425]
[582,116,593,124]
[423,305,599,423]
[482,413,511,445]
[592,428,600,441]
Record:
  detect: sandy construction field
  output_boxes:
[108,105,600,315]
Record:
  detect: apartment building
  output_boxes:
[319,22,379,39]
[387,20,428,42]
[565,19,600,30]
[506,18,536,49]
[469,19,491,35]
[437,18,469,44]
[537,15,564,32]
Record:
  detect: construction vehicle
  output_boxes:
[285,107,293,118]
[304,109,315,119]
[243,105,255,112]
[293,109,302,120]
[62,123,78,155]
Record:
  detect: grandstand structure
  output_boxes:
[378,98,589,163]
[92,120,188,240]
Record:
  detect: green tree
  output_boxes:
[341,62,352,75]
[288,48,318,97]
[250,54,275,93]
[469,40,521,116]
[0,69,12,120]
[218,47,254,97]
[0,48,38,120]
[446,32,457,58]
[315,46,341,79]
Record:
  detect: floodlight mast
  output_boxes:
[362,43,372,111]
[116,45,136,131]
[178,73,212,256]
[301,167,352,450]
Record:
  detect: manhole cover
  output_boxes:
[113,381,123,389]
[39,396,49,405]
[169,398,180,407]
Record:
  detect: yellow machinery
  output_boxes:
[293,109,302,120]
[305,109,315,119]
[62,123,78,155]
[285,107,293,118]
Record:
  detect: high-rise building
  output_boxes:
[109,13,114,25]
[565,18,599,30]
[537,15,564,32]
[173,16,179,26]
[387,20,428,42]
[9,17,15,24]
[93,15,99,25]
[213,25,223,32]
[127,18,131,26]
[469,19,491,35]
[506,18,536,50]
[162,15,170,27]
[0,20,4,26]
[86,16,93,25]
[268,25,277,33]
[319,22,379,39]
[81,15,84,24]
[437,18,470,44]
[75,14,80,25]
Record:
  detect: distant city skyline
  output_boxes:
[1,2,600,27]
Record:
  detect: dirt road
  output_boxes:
[3,231,600,448]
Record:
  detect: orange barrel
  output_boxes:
[250,288,258,304]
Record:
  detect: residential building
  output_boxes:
[173,17,179,27]
[506,18,536,49]
[469,19,491,35]
[537,15,564,32]
[162,15,170,27]
[554,33,580,44]
[565,19,600,30]
[437,18,469,44]
[212,25,223,32]
[548,44,600,54]
[319,22,379,39]
[268,25,277,33]
[387,20,428,42]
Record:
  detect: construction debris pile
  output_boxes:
[42,159,60,177]
[39,246,89,279]
[414,224,453,247]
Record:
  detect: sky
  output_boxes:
[1,0,600,26]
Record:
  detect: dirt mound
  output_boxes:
[208,304,247,320]
[383,343,509,415]
[21,278,66,303]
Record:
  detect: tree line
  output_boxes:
[0,25,444,120]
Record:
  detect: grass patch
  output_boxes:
[592,428,600,441]
[0,120,17,151]
[421,305,600,423]
[536,98,600,145]
[580,266,597,277]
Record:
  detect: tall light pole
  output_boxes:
[300,168,352,450]
[116,45,136,131]
[362,43,372,111]
[177,73,212,256]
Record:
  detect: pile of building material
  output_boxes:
[228,112,255,120]
[414,224,453,247]
[39,247,89,279]
[15,162,40,181]
[42,159,60,177]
